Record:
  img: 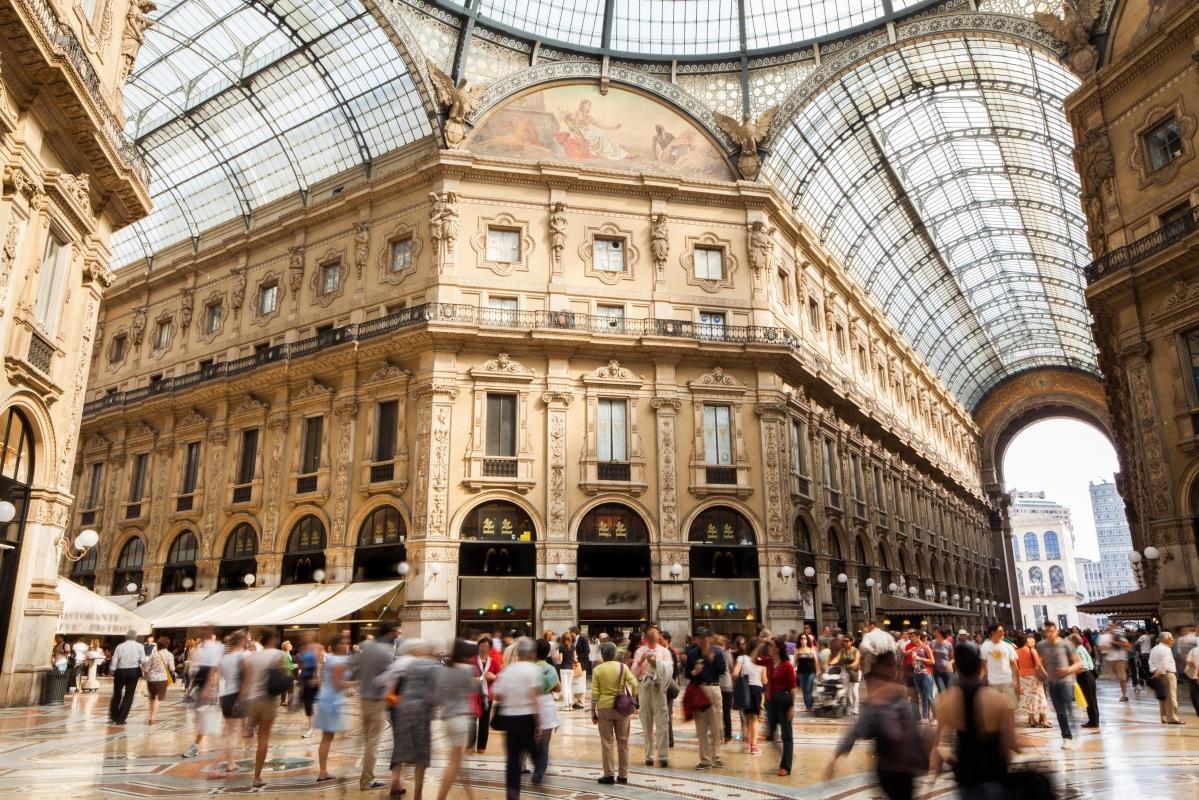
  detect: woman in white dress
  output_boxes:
[84,639,104,691]
[566,100,627,160]
[314,634,354,783]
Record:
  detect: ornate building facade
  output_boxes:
[73,113,1003,643]
[1067,1,1199,627]
[1010,491,1091,630]
[0,0,150,704]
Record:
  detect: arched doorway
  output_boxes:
[576,503,651,636]
[112,536,145,596]
[161,530,199,592]
[283,515,326,585]
[794,517,817,629]
[0,408,35,669]
[219,523,258,590]
[689,506,759,637]
[458,501,536,638]
[354,506,407,581]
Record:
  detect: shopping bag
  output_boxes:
[1073,681,1087,710]
[198,704,224,736]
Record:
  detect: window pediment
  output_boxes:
[688,366,747,396]
[470,352,536,384]
[582,359,645,389]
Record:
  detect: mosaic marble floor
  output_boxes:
[0,678,1196,799]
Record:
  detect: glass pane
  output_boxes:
[486,229,520,262]
[597,399,612,462]
[390,238,413,272]
[593,238,624,271]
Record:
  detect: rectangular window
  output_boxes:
[181,441,201,495]
[258,283,278,315]
[1144,117,1183,171]
[694,247,724,280]
[698,311,725,340]
[85,462,103,508]
[301,416,323,474]
[597,398,628,462]
[596,304,625,332]
[153,320,171,349]
[790,419,807,474]
[1186,328,1199,403]
[486,228,521,263]
[822,438,839,491]
[874,467,886,510]
[320,260,341,295]
[34,232,71,333]
[374,400,398,462]
[835,323,847,354]
[702,404,733,465]
[236,428,258,485]
[109,334,126,364]
[808,298,821,333]
[485,393,517,457]
[203,302,221,334]
[128,453,148,503]
[593,238,625,272]
[389,238,413,272]
[849,453,863,500]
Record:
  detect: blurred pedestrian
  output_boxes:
[436,639,480,800]
[314,634,353,782]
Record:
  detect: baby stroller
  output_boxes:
[813,665,850,717]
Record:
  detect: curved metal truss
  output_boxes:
[764,36,1097,410]
[110,0,433,268]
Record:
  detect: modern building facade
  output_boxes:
[0,0,150,705]
[1088,479,1138,597]
[1069,1,1199,627]
[1011,491,1090,631]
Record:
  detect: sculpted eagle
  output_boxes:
[714,106,780,180]
[428,62,487,148]
[1034,0,1103,77]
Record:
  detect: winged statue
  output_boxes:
[1034,0,1103,77]
[714,106,780,180]
[428,62,487,148]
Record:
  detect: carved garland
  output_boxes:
[470,212,535,277]
[681,232,737,293]
[377,220,424,286]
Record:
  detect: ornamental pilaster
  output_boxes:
[411,381,457,539]
[330,396,358,546]
[755,401,788,544]
[1121,342,1174,519]
[541,391,573,540]
[651,396,682,542]
[262,414,289,547]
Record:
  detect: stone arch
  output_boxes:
[824,522,849,560]
[681,498,764,546]
[448,490,544,542]
[155,523,200,564]
[348,496,413,545]
[274,505,332,554]
[0,392,56,488]
[213,512,262,559]
[792,509,819,551]
[569,495,658,543]
[110,529,146,569]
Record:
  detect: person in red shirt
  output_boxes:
[473,637,503,753]
[758,637,797,776]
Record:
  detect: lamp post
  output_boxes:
[56,528,100,562]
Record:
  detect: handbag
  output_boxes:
[198,703,224,736]
[489,704,507,731]
[732,670,751,710]
[1148,675,1168,701]
[159,651,175,685]
[613,663,638,717]
[1072,681,1087,709]
[266,653,293,697]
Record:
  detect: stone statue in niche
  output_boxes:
[748,220,775,272]
[130,307,146,349]
[354,220,370,278]
[650,213,669,272]
[230,267,246,319]
[428,63,487,149]
[288,245,305,294]
[428,191,459,264]
[548,202,567,267]
[1034,0,1102,77]
[179,287,193,333]
[714,106,780,180]
[115,0,157,115]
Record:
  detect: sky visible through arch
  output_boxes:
[1002,417,1120,561]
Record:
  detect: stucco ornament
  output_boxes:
[115,0,157,115]
[548,202,567,268]
[428,191,459,266]
[1073,126,1115,256]
[748,220,775,272]
[178,287,193,331]
[428,62,487,148]
[353,220,370,278]
[714,106,780,179]
[130,307,146,349]
[1034,0,1102,77]
[287,245,305,294]
[650,213,669,273]
[230,267,246,319]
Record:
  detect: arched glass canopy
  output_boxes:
[111,0,432,267]
[766,37,1097,409]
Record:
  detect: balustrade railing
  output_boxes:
[1084,204,1199,284]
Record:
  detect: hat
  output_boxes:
[695,626,714,637]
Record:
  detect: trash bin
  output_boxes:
[40,670,70,705]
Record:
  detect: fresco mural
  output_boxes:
[467,83,733,180]
[1110,0,1186,60]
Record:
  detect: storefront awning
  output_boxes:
[135,591,212,627]
[56,578,151,637]
[107,594,140,611]
[879,594,978,617]
[1076,585,1160,617]
[154,587,273,628]
[281,580,404,626]
[220,583,347,626]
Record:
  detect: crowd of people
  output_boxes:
[62,617,1199,800]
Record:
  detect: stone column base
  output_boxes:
[398,600,454,645]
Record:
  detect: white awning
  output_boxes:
[56,578,151,637]
[219,583,346,627]
[107,594,140,610]
[156,587,273,628]
[282,580,404,626]
[136,591,212,628]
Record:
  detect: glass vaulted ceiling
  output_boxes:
[765,38,1096,409]
[110,0,431,267]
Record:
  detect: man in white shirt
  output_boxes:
[631,625,673,767]
[1149,631,1183,725]
[1136,629,1153,688]
[108,629,146,725]
[1178,625,1199,717]
[859,619,895,677]
[979,623,1020,709]
[1097,625,1131,701]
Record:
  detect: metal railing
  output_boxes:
[369,462,395,483]
[705,466,737,485]
[27,331,53,373]
[1084,204,1199,284]
[296,475,318,494]
[175,495,193,512]
[231,485,252,504]
[21,0,150,185]
[482,458,518,477]
[597,461,631,481]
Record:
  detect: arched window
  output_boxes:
[1023,532,1040,560]
[828,532,844,560]
[70,545,97,590]
[1017,568,1025,595]
[898,548,910,577]
[283,515,326,585]
[0,407,35,485]
[219,523,258,590]
[688,507,755,545]
[460,501,536,541]
[354,506,407,581]
[161,530,199,593]
[1012,538,1020,561]
[795,517,813,553]
[1044,531,1061,560]
[112,536,145,594]
[1028,566,1044,595]
[577,503,649,543]
[1049,566,1065,593]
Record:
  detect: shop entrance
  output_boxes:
[576,503,651,637]
[689,506,760,638]
[457,501,536,639]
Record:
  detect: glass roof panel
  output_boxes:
[111,0,432,269]
[764,37,1097,408]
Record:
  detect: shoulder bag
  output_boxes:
[613,663,639,717]
[266,652,293,697]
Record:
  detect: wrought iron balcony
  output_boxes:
[1084,204,1199,284]
[231,484,252,504]
[295,474,318,494]
[705,466,737,485]
[482,458,518,477]
[175,494,193,512]
[370,462,395,483]
[26,331,53,374]
[597,461,631,481]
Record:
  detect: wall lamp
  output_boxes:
[57,527,99,562]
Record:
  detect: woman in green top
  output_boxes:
[590,642,639,785]
[1069,633,1099,728]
